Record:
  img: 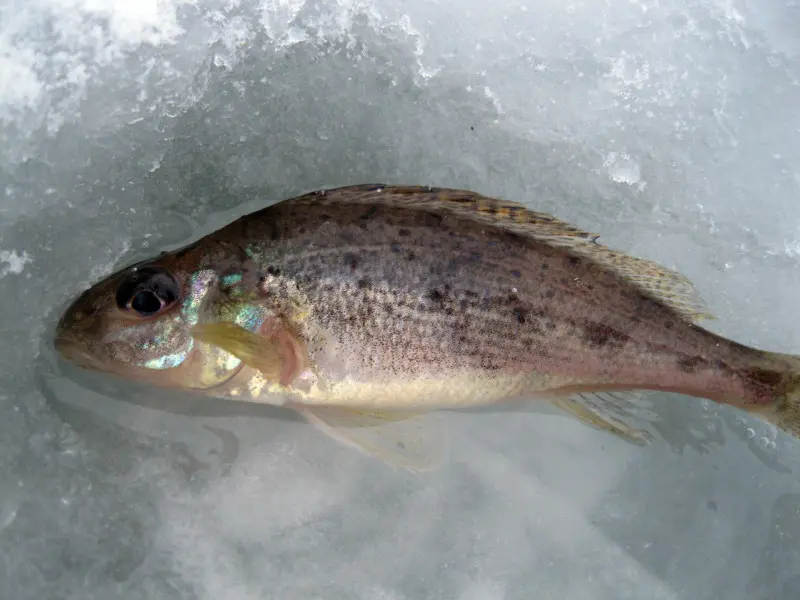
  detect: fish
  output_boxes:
[54,184,800,471]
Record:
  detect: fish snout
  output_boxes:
[53,330,105,371]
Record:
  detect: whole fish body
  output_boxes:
[54,184,800,469]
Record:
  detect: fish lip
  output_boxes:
[53,333,105,372]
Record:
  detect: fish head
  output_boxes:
[54,248,266,391]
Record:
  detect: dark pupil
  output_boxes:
[115,267,180,316]
[131,290,162,316]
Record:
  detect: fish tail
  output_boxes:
[743,351,800,439]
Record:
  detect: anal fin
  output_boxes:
[550,390,659,446]
[298,406,447,472]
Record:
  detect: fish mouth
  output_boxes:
[53,334,105,372]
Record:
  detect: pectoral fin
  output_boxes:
[190,320,303,386]
[299,406,447,472]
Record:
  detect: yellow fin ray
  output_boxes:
[190,322,284,382]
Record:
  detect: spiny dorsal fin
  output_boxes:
[303,184,713,322]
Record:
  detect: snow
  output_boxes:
[0,249,32,277]
[2,0,800,598]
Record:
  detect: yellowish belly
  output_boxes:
[211,364,580,411]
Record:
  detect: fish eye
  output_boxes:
[115,267,180,317]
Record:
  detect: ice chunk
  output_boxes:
[0,249,32,277]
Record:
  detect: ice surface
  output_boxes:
[2,0,800,598]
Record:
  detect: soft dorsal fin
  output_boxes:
[300,184,713,322]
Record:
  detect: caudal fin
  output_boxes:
[742,352,800,439]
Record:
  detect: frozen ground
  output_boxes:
[2,0,800,598]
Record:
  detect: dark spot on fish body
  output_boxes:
[677,355,708,373]
[712,359,730,375]
[360,206,379,220]
[268,222,280,241]
[343,253,359,270]
[583,321,630,350]
[407,252,416,262]
[398,228,411,237]
[746,366,785,388]
[567,256,581,266]
[541,262,549,270]
[428,289,444,302]
[422,211,444,227]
